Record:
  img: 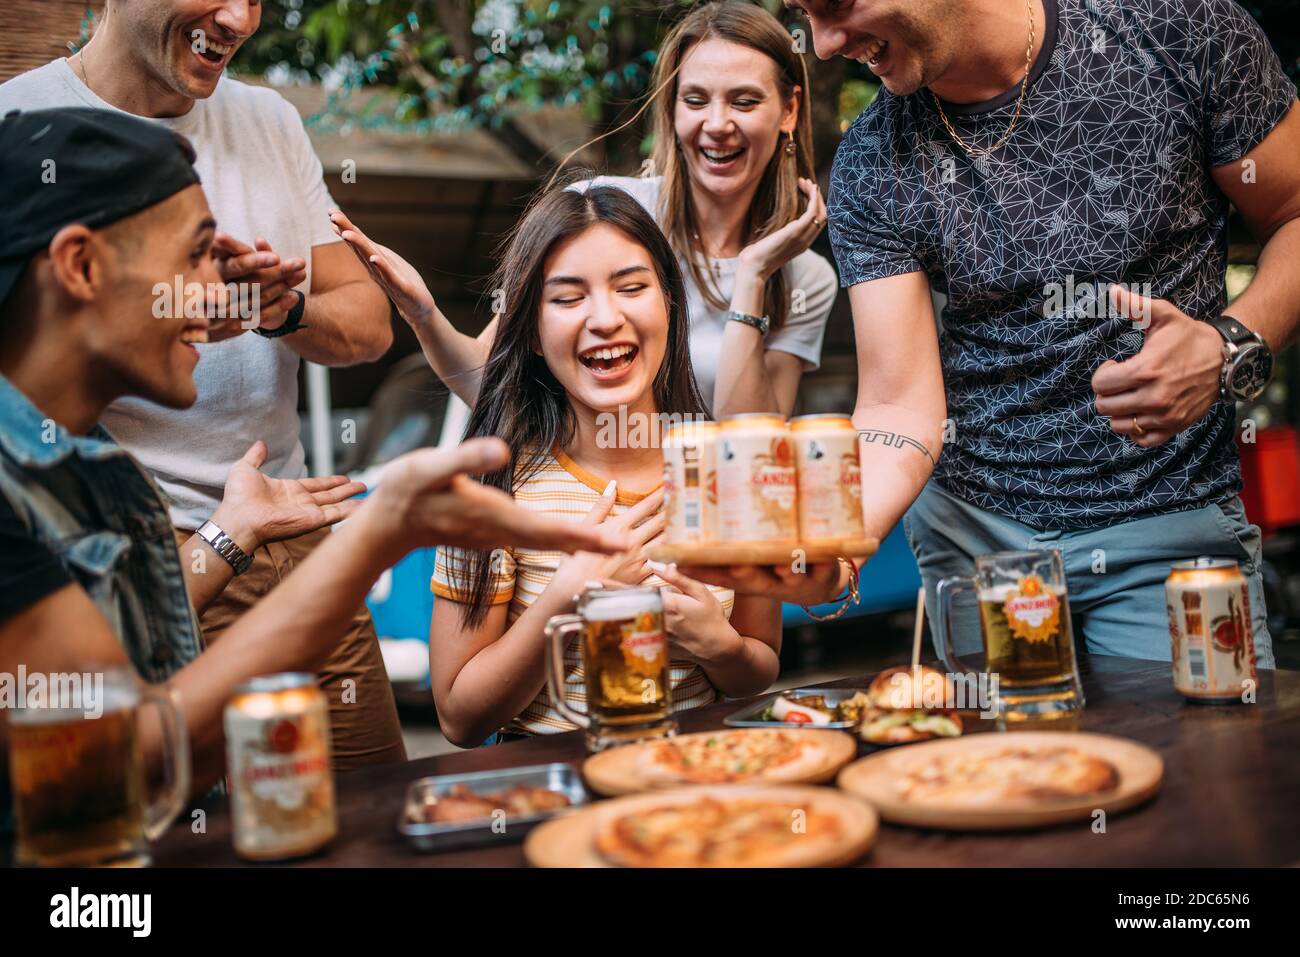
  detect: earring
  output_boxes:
[783,130,796,157]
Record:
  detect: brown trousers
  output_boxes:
[175,525,407,771]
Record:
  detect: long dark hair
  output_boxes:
[450,182,708,626]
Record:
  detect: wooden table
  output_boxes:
[153,655,1300,867]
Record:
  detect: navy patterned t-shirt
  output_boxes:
[828,0,1295,531]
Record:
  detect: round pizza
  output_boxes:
[895,745,1120,806]
[594,794,846,867]
[523,784,879,868]
[645,729,817,784]
[582,728,858,796]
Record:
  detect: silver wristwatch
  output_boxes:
[726,309,770,337]
[197,520,254,575]
[1206,314,1274,402]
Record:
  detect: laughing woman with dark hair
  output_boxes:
[331,1,835,419]
[422,185,782,747]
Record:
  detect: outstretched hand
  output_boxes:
[329,208,436,328]
[368,439,629,559]
[212,441,366,552]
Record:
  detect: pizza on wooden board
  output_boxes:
[637,729,830,786]
[895,745,1121,806]
[593,794,845,868]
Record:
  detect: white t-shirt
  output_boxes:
[0,60,339,528]
[577,175,836,409]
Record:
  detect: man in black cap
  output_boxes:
[0,0,406,770]
[0,109,624,808]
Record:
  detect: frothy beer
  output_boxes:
[978,576,1078,689]
[9,687,143,867]
[791,414,865,542]
[581,589,671,725]
[224,673,336,861]
[662,421,719,544]
[716,414,798,544]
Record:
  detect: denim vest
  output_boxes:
[0,375,202,681]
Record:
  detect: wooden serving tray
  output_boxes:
[582,728,858,797]
[524,784,879,868]
[837,731,1163,831]
[647,537,878,566]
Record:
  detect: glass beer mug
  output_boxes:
[7,666,191,867]
[544,585,675,752]
[935,550,1085,728]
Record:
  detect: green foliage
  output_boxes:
[231,1,1294,140]
[838,79,879,132]
[233,0,699,134]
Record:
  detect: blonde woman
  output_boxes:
[332,1,834,418]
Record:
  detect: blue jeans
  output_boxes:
[903,481,1274,669]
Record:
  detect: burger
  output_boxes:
[856,665,963,745]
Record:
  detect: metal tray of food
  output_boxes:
[397,762,588,852]
[724,687,872,730]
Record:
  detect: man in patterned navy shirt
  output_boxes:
[781,0,1299,664]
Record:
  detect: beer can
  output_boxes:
[791,413,865,542]
[224,673,337,860]
[662,420,718,544]
[716,413,798,544]
[1165,558,1258,703]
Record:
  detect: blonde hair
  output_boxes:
[554,1,815,334]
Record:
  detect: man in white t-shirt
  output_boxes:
[0,0,405,767]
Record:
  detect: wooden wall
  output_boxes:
[0,0,103,83]
[323,174,534,408]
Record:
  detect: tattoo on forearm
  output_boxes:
[857,429,935,466]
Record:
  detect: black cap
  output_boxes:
[0,107,201,306]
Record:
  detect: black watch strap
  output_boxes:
[1207,313,1273,402]
[1205,314,1257,347]
[255,290,307,339]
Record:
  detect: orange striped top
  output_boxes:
[431,448,730,736]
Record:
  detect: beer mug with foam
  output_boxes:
[935,550,1084,727]
[544,585,675,752]
[7,666,191,866]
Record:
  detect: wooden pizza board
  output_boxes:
[524,784,879,868]
[646,538,878,566]
[582,728,859,797]
[837,731,1163,831]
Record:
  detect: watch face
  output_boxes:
[1230,343,1273,401]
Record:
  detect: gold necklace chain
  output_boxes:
[933,0,1035,157]
[77,50,92,94]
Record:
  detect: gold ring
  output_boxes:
[813,217,824,227]
[1132,417,1145,436]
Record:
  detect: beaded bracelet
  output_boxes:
[799,558,861,623]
